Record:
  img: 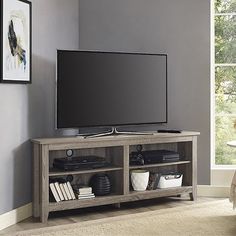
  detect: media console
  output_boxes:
[32,131,199,223]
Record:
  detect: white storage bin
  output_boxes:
[157,173,183,189]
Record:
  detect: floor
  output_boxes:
[0,196,219,235]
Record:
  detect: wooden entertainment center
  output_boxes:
[32,131,199,223]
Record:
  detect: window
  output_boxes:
[214,0,236,165]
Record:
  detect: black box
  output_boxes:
[130,150,180,165]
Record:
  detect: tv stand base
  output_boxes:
[82,127,153,138]
[32,131,199,222]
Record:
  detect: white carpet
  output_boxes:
[5,199,236,236]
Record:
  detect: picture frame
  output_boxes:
[0,0,32,84]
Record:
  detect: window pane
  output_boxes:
[215,66,236,94]
[215,66,236,114]
[215,15,236,63]
[215,94,236,114]
[215,115,236,164]
[215,0,236,13]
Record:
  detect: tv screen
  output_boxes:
[57,50,167,129]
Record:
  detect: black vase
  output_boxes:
[89,174,111,196]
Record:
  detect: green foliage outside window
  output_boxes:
[215,0,236,13]
[215,15,236,64]
[215,0,236,165]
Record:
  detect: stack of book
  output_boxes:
[49,179,76,202]
[74,186,95,200]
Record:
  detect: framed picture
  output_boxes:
[0,0,32,83]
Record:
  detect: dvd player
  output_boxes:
[130,149,180,165]
[53,156,110,171]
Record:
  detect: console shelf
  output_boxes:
[48,186,192,212]
[129,160,191,170]
[49,166,123,177]
[32,131,199,223]
[49,194,124,212]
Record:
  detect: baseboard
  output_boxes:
[197,185,230,198]
[0,203,32,231]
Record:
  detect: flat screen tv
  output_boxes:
[57,50,167,130]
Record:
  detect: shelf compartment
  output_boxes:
[128,186,192,201]
[49,166,123,177]
[49,186,192,212]
[49,194,124,212]
[129,160,191,170]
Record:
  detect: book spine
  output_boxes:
[78,195,95,200]
[54,182,64,201]
[78,187,92,195]
[77,193,95,197]
[60,183,68,200]
[67,182,76,200]
[63,183,73,200]
[78,190,92,195]
[49,183,60,202]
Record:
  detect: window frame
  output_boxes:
[211,0,236,169]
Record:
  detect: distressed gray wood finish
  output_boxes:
[33,143,40,218]
[129,160,191,170]
[123,145,130,195]
[40,145,49,223]
[49,166,123,177]
[191,136,198,200]
[49,186,193,212]
[32,131,199,222]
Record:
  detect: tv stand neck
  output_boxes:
[82,127,153,139]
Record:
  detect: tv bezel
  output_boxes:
[56,50,168,130]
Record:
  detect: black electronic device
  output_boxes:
[157,129,182,133]
[129,149,180,166]
[57,50,167,130]
[53,156,110,171]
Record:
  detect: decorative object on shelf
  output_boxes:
[147,172,160,190]
[157,172,183,189]
[0,0,32,83]
[130,145,144,165]
[131,170,149,191]
[89,173,111,196]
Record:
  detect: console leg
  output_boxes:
[41,210,49,223]
[189,192,196,201]
[113,203,121,209]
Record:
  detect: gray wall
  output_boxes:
[0,0,79,215]
[79,0,211,184]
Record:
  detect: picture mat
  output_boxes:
[2,0,30,81]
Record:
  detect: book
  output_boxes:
[77,193,95,197]
[78,194,95,200]
[60,183,68,200]
[67,182,76,200]
[54,182,64,201]
[49,183,61,202]
[63,183,73,200]
[77,187,92,195]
